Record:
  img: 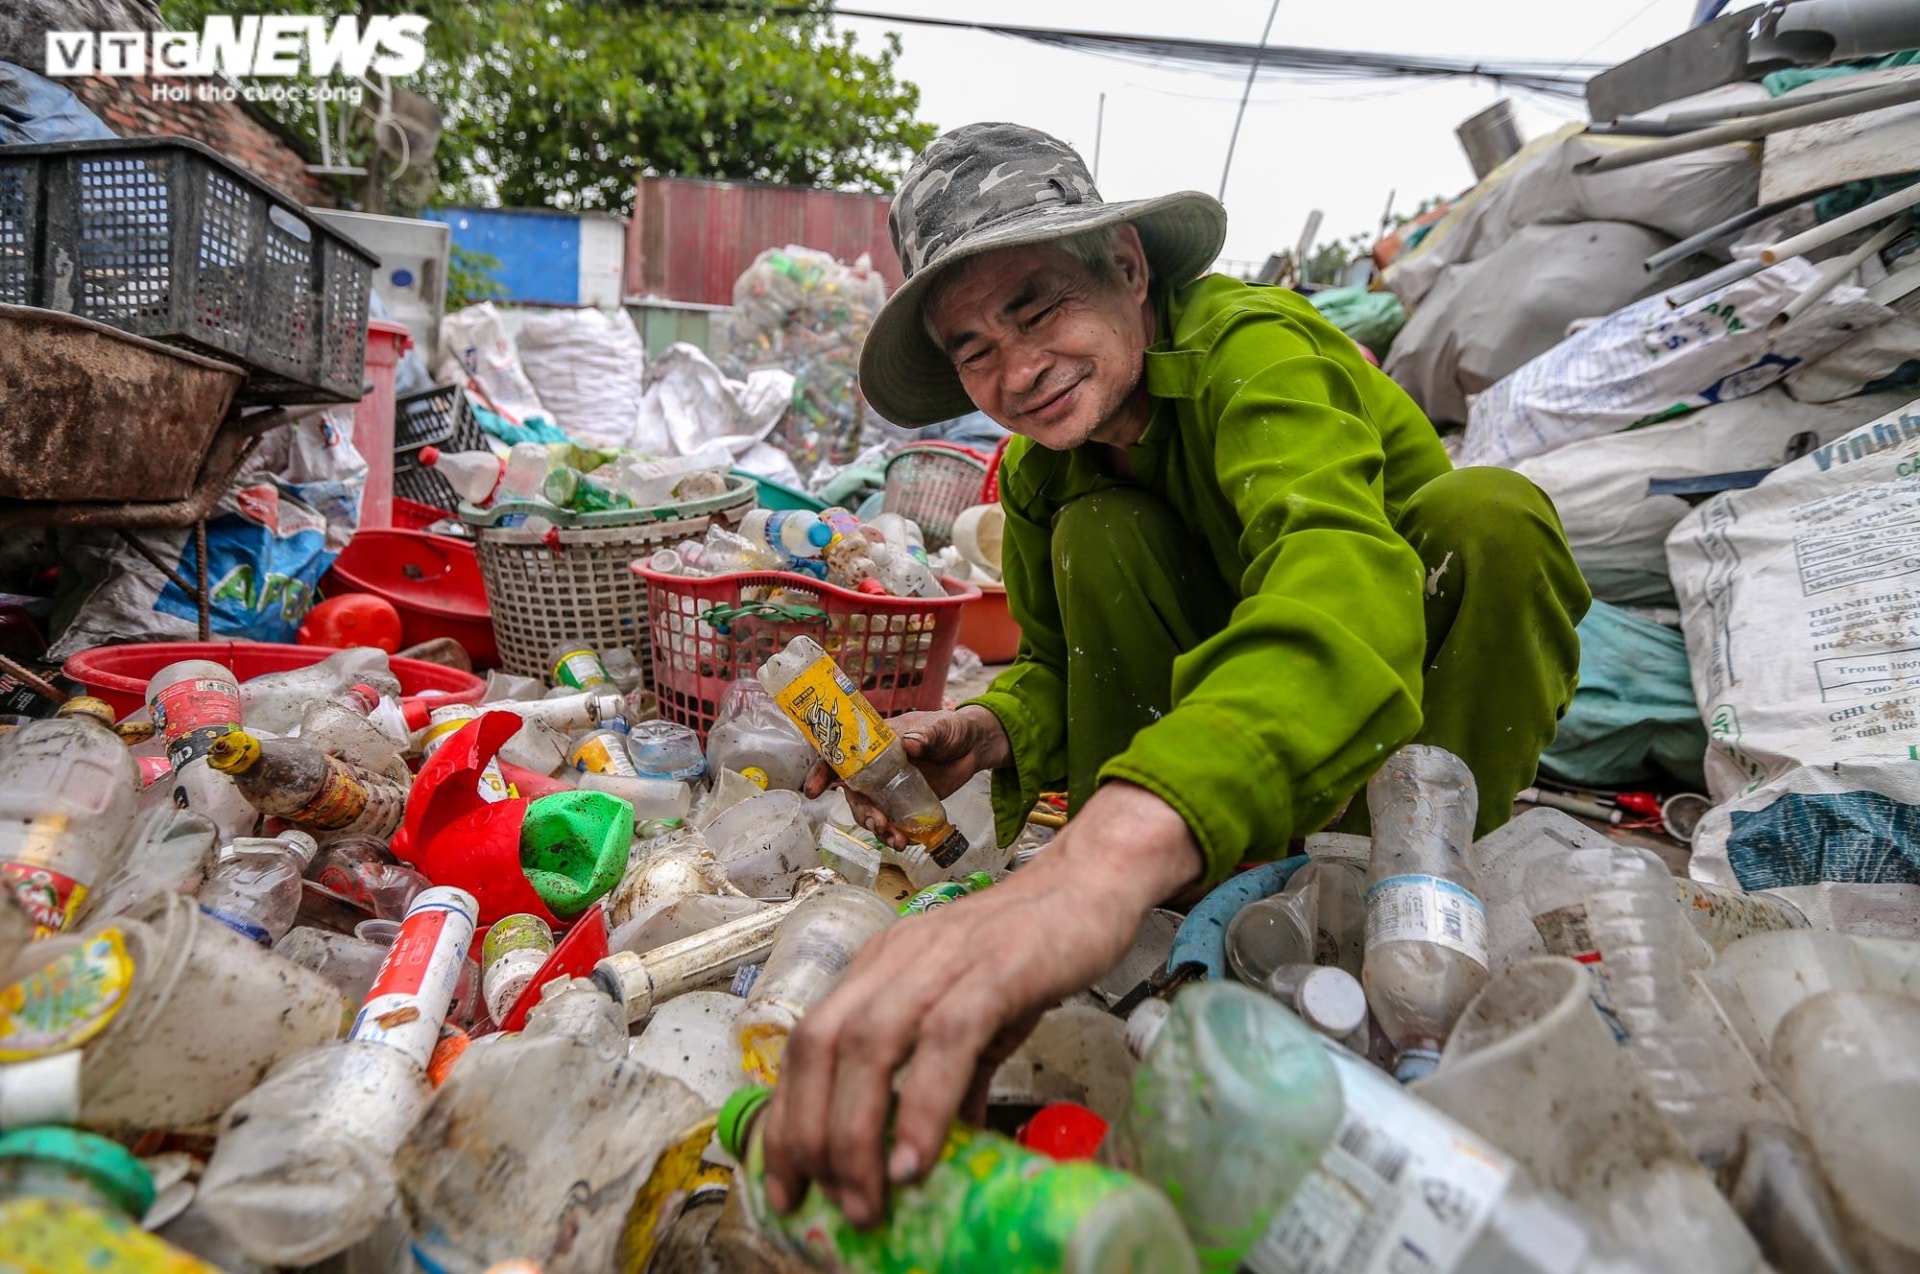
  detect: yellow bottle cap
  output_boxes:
[56,697,118,728]
[206,731,262,774]
[741,767,770,790]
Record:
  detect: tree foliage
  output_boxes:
[156,0,936,213]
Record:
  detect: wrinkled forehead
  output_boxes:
[921,242,1085,342]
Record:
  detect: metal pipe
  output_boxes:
[1761,179,1920,264]
[1659,80,1909,132]
[1774,214,1911,326]
[1644,192,1823,273]
[1664,257,1766,308]
[1576,77,1920,175]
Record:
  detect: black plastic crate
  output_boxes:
[0,137,376,405]
[393,384,488,512]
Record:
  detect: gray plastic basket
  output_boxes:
[464,478,755,682]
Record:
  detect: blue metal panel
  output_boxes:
[423,206,580,305]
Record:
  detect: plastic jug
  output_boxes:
[0,698,142,935]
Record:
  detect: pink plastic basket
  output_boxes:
[633,565,979,741]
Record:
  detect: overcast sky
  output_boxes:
[836,0,1703,268]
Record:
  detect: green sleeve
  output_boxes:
[1097,333,1429,885]
[961,466,1069,848]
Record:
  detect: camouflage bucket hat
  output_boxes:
[859,122,1228,427]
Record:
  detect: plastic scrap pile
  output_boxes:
[3,624,1914,1273]
[716,246,892,473]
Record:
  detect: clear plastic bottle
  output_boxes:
[544,464,631,513]
[420,445,503,505]
[198,831,321,945]
[206,732,410,840]
[758,635,968,869]
[306,836,429,921]
[1527,844,1785,1169]
[197,887,477,1267]
[740,507,832,560]
[1361,745,1489,1081]
[497,441,552,503]
[296,685,408,780]
[0,697,141,934]
[134,750,260,847]
[547,641,616,692]
[721,1084,1199,1274]
[87,806,217,921]
[735,884,896,1082]
[705,678,816,792]
[240,649,394,734]
[1122,981,1649,1274]
[627,719,709,782]
[600,647,645,696]
[274,919,397,1017]
[145,658,244,769]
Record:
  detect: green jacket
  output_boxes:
[966,273,1452,883]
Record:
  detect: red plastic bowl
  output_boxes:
[957,582,1020,664]
[321,529,497,668]
[63,641,487,720]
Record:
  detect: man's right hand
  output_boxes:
[802,705,1010,850]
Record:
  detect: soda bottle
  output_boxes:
[758,635,968,869]
[0,697,141,935]
[197,831,321,945]
[1122,981,1648,1274]
[420,446,503,505]
[1361,745,1489,1081]
[697,524,782,575]
[145,659,243,769]
[197,887,478,1267]
[274,919,399,1019]
[735,884,896,1082]
[900,870,995,914]
[547,641,616,692]
[206,732,410,840]
[720,1084,1199,1273]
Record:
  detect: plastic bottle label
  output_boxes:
[1364,875,1489,968]
[1246,1048,1513,1274]
[770,657,896,779]
[1,853,86,938]
[570,732,641,777]
[152,677,242,768]
[552,648,611,691]
[0,928,134,1060]
[351,892,476,1069]
[202,906,272,946]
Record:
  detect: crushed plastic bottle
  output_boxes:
[705,678,817,792]
[0,697,141,934]
[304,835,428,922]
[238,648,394,734]
[721,1083,1200,1273]
[208,732,410,840]
[627,719,709,782]
[1361,745,1489,1081]
[197,830,321,945]
[735,883,897,1082]
[759,635,968,869]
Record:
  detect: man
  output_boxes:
[758,122,1589,1226]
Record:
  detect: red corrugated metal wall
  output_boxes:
[626,176,903,305]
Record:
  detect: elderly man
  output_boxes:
[760,122,1589,1225]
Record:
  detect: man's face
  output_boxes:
[922,230,1151,450]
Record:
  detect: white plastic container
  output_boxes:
[706,791,818,897]
[0,699,142,935]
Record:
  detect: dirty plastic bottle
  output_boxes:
[1526,844,1780,1168]
[146,659,243,769]
[579,772,692,821]
[238,648,394,734]
[1122,981,1649,1274]
[482,691,629,734]
[758,635,968,869]
[571,727,643,777]
[274,920,398,1017]
[705,678,817,791]
[0,1126,225,1272]
[197,831,321,945]
[87,806,217,922]
[601,646,645,695]
[420,446,503,505]
[1361,745,1489,1081]
[296,685,408,780]
[627,719,709,782]
[870,539,944,599]
[548,641,616,692]
[721,1084,1200,1274]
[196,886,478,1267]
[481,913,555,1023]
[0,697,141,934]
[135,748,260,849]
[305,836,428,922]
[207,732,410,840]
[735,884,897,1082]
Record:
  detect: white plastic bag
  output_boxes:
[434,302,553,432]
[1463,257,1891,468]
[1668,395,1920,935]
[634,343,792,459]
[514,308,646,448]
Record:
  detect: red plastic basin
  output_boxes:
[957,582,1020,664]
[321,528,497,668]
[64,641,487,720]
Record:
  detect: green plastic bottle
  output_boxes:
[899,871,995,915]
[520,790,633,918]
[718,1085,1198,1274]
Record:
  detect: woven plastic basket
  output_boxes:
[463,478,755,683]
[881,442,992,551]
[634,565,979,741]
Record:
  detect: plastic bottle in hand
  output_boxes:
[1121,982,1649,1274]
[196,887,477,1267]
[735,884,896,1082]
[1361,745,1489,1081]
[757,635,968,869]
[419,446,502,505]
[720,1084,1199,1274]
[198,831,321,945]
[207,732,410,840]
[0,697,141,934]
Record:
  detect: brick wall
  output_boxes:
[66,75,340,208]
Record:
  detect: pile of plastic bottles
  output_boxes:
[423,439,735,517]
[647,505,968,600]
[0,634,1915,1273]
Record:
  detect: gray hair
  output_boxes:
[922,223,1125,347]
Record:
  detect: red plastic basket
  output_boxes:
[633,565,980,740]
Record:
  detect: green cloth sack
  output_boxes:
[1308,286,1408,359]
[520,790,634,918]
[1541,600,1707,789]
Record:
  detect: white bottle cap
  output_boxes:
[1294,967,1368,1040]
[0,1050,82,1129]
[1125,997,1173,1060]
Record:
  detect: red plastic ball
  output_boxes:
[298,593,405,653]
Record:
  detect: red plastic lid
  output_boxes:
[1016,1102,1108,1161]
[420,445,443,467]
[401,697,435,732]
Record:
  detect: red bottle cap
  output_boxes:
[1016,1102,1108,1161]
[420,445,443,467]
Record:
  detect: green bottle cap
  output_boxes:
[718,1085,773,1160]
[0,1125,156,1219]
